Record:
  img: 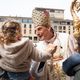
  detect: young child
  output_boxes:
[0,21,56,80]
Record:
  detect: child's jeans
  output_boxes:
[0,70,30,80]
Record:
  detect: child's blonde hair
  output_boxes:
[1,21,22,44]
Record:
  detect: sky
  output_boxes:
[0,0,73,19]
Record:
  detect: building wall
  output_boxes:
[35,7,64,19]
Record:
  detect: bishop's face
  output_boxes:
[35,25,52,41]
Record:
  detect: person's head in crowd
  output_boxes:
[32,8,54,41]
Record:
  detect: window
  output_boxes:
[54,21,59,24]
[67,22,70,25]
[63,26,66,30]
[29,30,31,34]
[63,31,66,33]
[68,26,70,30]
[24,24,26,28]
[34,37,37,41]
[24,29,26,34]
[29,24,32,28]
[29,36,32,40]
[28,19,32,23]
[22,19,27,23]
[54,26,57,31]
[34,30,36,34]
[59,31,62,32]
[59,26,62,30]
